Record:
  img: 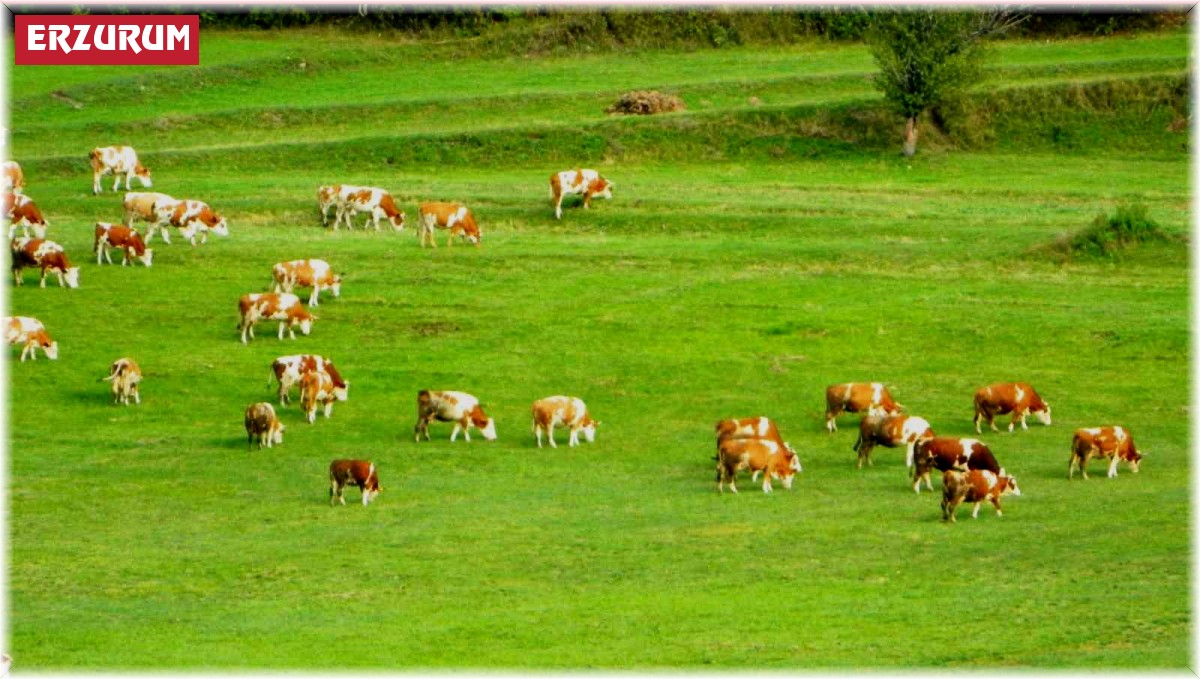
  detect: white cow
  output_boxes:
[90,146,152,194]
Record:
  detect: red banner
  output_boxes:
[14,15,199,66]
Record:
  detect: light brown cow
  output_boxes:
[90,145,151,194]
[853,414,935,469]
[549,168,614,220]
[973,382,1051,433]
[531,395,598,448]
[300,370,338,424]
[122,191,175,229]
[415,390,497,442]
[4,316,58,361]
[714,416,796,483]
[6,192,48,239]
[2,160,25,193]
[716,437,802,494]
[268,354,348,406]
[237,293,316,344]
[824,382,903,432]
[417,201,481,248]
[941,469,1021,522]
[1069,426,1143,480]
[94,222,153,267]
[335,185,405,231]
[329,459,382,506]
[151,199,229,246]
[103,357,142,405]
[317,185,340,227]
[912,437,1003,494]
[244,402,284,450]
[271,259,342,306]
[11,238,79,288]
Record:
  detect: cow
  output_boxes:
[973,382,1051,434]
[714,416,795,482]
[90,145,152,194]
[549,168,614,220]
[417,201,481,248]
[335,185,405,231]
[329,459,382,507]
[941,469,1022,522]
[237,293,316,345]
[244,402,284,450]
[824,382,903,432]
[2,160,24,193]
[271,259,342,306]
[414,390,497,442]
[912,437,1003,494]
[151,199,229,246]
[531,395,599,448]
[853,414,935,469]
[716,437,802,494]
[4,316,58,361]
[122,191,175,229]
[6,192,48,239]
[11,238,80,288]
[300,369,339,424]
[94,222,153,267]
[317,185,339,227]
[1068,426,1143,480]
[268,354,348,406]
[102,357,142,405]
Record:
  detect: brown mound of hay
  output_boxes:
[606,90,686,116]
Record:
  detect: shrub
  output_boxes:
[1039,203,1179,261]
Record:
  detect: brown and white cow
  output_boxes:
[417,201,481,248]
[335,185,405,231]
[90,145,151,194]
[94,222,153,267]
[329,459,382,507]
[1069,426,1143,480]
[11,238,79,288]
[6,192,48,239]
[2,161,25,194]
[824,382,903,432]
[853,414,935,469]
[549,169,614,220]
[151,199,229,246]
[714,416,796,482]
[4,316,58,361]
[941,469,1021,522]
[122,191,175,229]
[531,395,599,448]
[102,357,142,405]
[973,382,1051,434]
[244,402,284,450]
[271,259,342,306]
[300,370,339,424]
[911,437,1003,494]
[237,293,315,344]
[317,185,340,227]
[415,390,497,442]
[268,354,348,406]
[716,437,802,494]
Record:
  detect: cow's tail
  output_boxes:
[266,365,277,390]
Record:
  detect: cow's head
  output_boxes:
[209,217,230,237]
[43,340,59,360]
[297,317,314,336]
[1033,404,1052,426]
[272,422,285,446]
[580,417,600,444]
[330,274,343,298]
[362,468,381,506]
[999,474,1021,497]
[775,445,802,490]
[590,177,614,200]
[136,248,154,267]
[389,212,406,231]
[30,222,46,239]
[332,381,350,402]
[1124,445,1143,473]
[64,267,80,289]
[134,164,152,187]
[480,417,498,441]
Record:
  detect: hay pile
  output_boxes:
[606,90,686,115]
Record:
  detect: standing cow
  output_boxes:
[335,185,405,231]
[94,222,153,267]
[941,469,1021,522]
[123,191,176,230]
[1068,426,1143,479]
[5,192,47,239]
[853,414,935,469]
[716,437,802,494]
[300,370,339,424]
[824,382,903,432]
[531,395,599,448]
[152,199,229,246]
[268,354,348,406]
[103,357,143,405]
[244,402,285,450]
[4,316,58,361]
[237,293,316,344]
[414,390,497,442]
[90,145,152,194]
[271,259,342,306]
[417,201,481,248]
[317,185,340,227]
[973,382,1051,433]
[11,238,80,288]
[329,459,382,507]
[549,168,614,220]
[912,437,1003,494]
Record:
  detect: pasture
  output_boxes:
[6,24,1191,669]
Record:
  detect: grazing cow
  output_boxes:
[2,160,25,193]
[268,354,348,406]
[151,199,229,246]
[244,402,284,450]
[973,382,1051,433]
[911,437,1002,494]
[4,316,58,361]
[941,469,1021,522]
[531,395,599,448]
[237,293,315,344]
[716,437,802,494]
[90,145,151,194]
[824,382,903,432]
[414,390,497,442]
[335,185,405,231]
[102,357,142,405]
[1069,426,1143,480]
[853,414,935,469]
[317,185,340,227]
[6,192,48,239]
[549,168,614,220]
[122,191,175,229]
[300,370,339,424]
[715,416,787,447]
[329,459,382,507]
[94,222,153,267]
[11,238,80,288]
[417,201,481,248]
[271,259,342,306]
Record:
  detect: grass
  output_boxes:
[5,23,1192,670]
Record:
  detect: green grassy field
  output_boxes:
[6,24,1191,669]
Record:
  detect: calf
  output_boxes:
[123,191,175,230]
[714,416,794,483]
[271,259,342,306]
[531,395,599,448]
[335,185,405,231]
[152,199,229,246]
[2,160,25,193]
[237,293,316,344]
[716,438,802,494]
[973,382,1051,433]
[11,238,80,288]
[329,459,382,507]
[941,469,1021,522]
[825,382,903,432]
[549,168,614,220]
[417,201,481,248]
[6,192,47,239]
[300,370,338,424]
[317,185,339,227]
[853,414,935,469]
[94,222,153,267]
[1069,426,1143,480]
[912,437,1002,494]
[4,316,58,361]
[103,357,142,405]
[90,145,151,194]
[244,402,284,450]
[414,390,497,442]
[268,354,348,406]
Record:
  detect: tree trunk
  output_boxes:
[903,116,919,157]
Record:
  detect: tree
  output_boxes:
[867,9,1025,156]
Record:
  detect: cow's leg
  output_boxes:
[38,268,48,288]
[111,174,121,193]
[991,497,1003,516]
[1015,409,1028,431]
[568,426,579,447]
[278,322,287,340]
[1068,454,1079,479]
[450,422,462,442]
[309,289,319,307]
[905,441,916,467]
[93,172,102,195]
[535,425,543,448]
[546,423,557,448]
[583,191,592,210]
[971,502,982,519]
[323,401,333,418]
[761,474,772,493]
[554,193,564,220]
[329,479,339,506]
[1107,454,1120,479]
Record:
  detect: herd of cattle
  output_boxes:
[5,146,1144,517]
